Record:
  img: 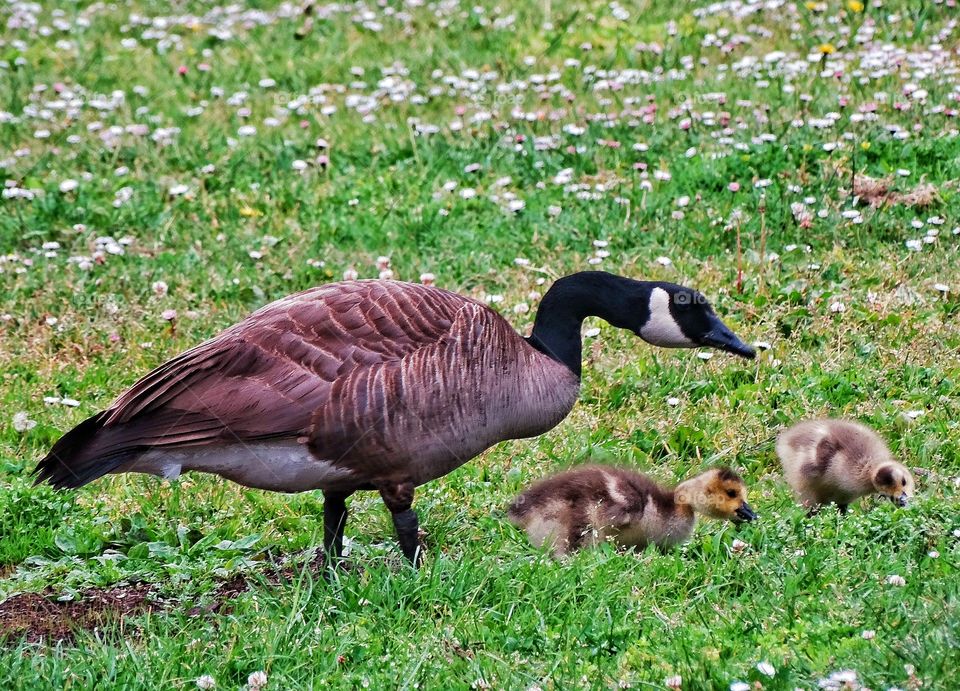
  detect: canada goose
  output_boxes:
[35,271,755,565]
[508,465,756,556]
[776,419,915,513]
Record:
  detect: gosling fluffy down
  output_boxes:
[776,419,915,511]
[507,465,756,556]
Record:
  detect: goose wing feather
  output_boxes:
[102,281,472,446]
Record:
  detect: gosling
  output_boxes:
[507,465,756,556]
[776,419,915,513]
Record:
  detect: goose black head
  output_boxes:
[528,272,756,376]
[635,283,756,359]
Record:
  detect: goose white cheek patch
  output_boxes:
[639,287,695,347]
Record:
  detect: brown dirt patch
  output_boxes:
[186,549,333,616]
[0,583,159,644]
[0,549,337,644]
[268,549,331,584]
[185,573,251,617]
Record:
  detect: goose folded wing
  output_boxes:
[100,282,465,447]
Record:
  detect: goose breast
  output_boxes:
[307,299,580,487]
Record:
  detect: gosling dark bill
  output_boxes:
[735,503,758,522]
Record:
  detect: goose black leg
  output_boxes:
[837,503,849,515]
[379,481,422,566]
[323,490,353,564]
[393,509,421,564]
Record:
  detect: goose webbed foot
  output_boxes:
[378,481,422,566]
[323,490,352,567]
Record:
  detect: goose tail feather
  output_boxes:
[33,411,134,489]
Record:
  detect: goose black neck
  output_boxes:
[526,272,649,377]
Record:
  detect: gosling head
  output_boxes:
[872,462,915,507]
[677,467,757,522]
[636,283,756,359]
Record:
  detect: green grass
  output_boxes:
[1,0,959,688]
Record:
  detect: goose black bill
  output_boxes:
[699,315,756,359]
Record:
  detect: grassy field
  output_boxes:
[2,0,959,688]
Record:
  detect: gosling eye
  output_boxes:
[901,479,907,486]
[726,489,737,499]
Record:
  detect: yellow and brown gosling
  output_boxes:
[507,465,756,556]
[776,419,915,513]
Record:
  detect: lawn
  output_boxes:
[1,0,959,688]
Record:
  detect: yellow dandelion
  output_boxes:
[239,206,261,218]
[860,141,871,151]
[819,43,836,54]
[847,0,864,12]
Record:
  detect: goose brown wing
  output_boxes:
[101,281,471,447]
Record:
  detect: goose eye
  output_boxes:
[726,489,737,498]
[901,478,907,486]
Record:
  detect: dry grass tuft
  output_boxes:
[853,174,940,208]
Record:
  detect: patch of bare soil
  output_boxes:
[185,573,251,617]
[186,549,334,617]
[0,583,159,644]
[853,174,939,208]
[0,550,338,644]
[267,549,331,585]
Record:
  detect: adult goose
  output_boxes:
[35,271,755,564]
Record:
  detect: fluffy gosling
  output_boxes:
[507,465,756,556]
[776,419,915,513]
